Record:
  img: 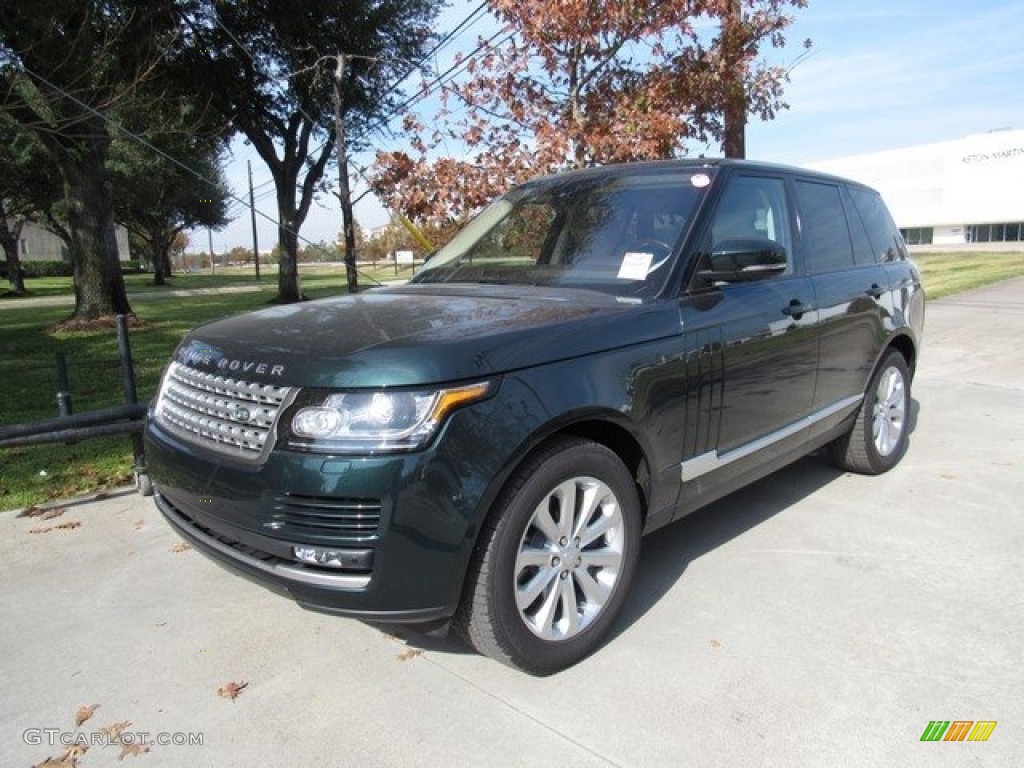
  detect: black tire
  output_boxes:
[828,350,911,474]
[454,436,642,675]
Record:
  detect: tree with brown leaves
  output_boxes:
[373,0,809,224]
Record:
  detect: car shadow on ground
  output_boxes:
[610,452,844,641]
[614,394,921,643]
[376,397,921,663]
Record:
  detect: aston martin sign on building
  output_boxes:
[809,128,1024,248]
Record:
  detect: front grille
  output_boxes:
[155,361,294,460]
[272,493,382,540]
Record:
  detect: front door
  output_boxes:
[675,174,819,486]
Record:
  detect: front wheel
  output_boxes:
[828,350,911,474]
[454,437,642,675]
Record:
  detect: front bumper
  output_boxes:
[145,417,494,623]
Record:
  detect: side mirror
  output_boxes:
[698,238,788,283]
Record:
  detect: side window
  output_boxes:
[840,186,877,266]
[848,186,908,263]
[794,180,855,273]
[709,175,792,269]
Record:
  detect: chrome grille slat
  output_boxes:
[155,361,294,460]
[272,493,383,540]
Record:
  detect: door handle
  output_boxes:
[865,283,884,299]
[782,299,809,319]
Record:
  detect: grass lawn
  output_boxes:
[1,252,1022,511]
[912,251,1024,299]
[0,261,417,301]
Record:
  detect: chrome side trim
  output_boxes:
[680,395,863,482]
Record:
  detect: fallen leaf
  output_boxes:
[940,473,957,480]
[29,526,53,534]
[100,721,132,741]
[61,744,88,761]
[55,521,82,531]
[42,507,66,520]
[18,504,44,518]
[75,703,100,726]
[32,757,72,768]
[217,680,248,700]
[134,520,145,530]
[397,648,423,662]
[118,741,151,760]
[170,542,192,554]
[710,639,721,650]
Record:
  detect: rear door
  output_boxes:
[793,178,889,411]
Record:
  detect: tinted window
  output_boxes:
[709,175,792,268]
[841,186,878,266]
[794,180,854,273]
[848,186,907,263]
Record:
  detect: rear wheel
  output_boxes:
[828,350,911,474]
[455,437,641,675]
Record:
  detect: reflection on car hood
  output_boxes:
[173,283,679,388]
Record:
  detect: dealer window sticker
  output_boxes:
[617,251,653,280]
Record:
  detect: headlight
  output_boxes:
[285,381,493,453]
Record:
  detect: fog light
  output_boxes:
[291,546,374,571]
[293,546,346,569]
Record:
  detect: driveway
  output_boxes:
[2,279,1022,767]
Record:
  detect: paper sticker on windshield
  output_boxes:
[618,252,653,280]
[691,173,711,188]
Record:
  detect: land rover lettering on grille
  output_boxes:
[216,358,285,376]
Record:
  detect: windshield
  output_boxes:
[411,169,711,297]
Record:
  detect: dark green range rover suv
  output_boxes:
[145,159,924,674]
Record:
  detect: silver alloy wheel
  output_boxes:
[872,365,906,457]
[514,476,626,641]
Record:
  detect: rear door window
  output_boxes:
[794,180,855,273]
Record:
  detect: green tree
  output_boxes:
[0,113,63,293]
[109,115,230,285]
[0,1,182,322]
[176,0,440,301]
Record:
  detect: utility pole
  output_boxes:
[207,227,215,276]
[247,159,261,280]
[333,53,358,294]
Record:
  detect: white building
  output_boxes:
[17,220,132,262]
[807,128,1024,250]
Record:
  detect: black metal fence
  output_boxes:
[0,314,152,495]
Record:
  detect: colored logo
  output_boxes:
[920,721,997,742]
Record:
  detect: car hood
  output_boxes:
[172,283,679,388]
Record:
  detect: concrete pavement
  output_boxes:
[1,278,1022,767]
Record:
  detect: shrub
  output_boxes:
[21,260,73,278]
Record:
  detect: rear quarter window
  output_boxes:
[848,186,908,263]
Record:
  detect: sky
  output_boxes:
[205,0,1024,253]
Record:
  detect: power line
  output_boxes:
[16,64,341,267]
[17,3,501,269]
